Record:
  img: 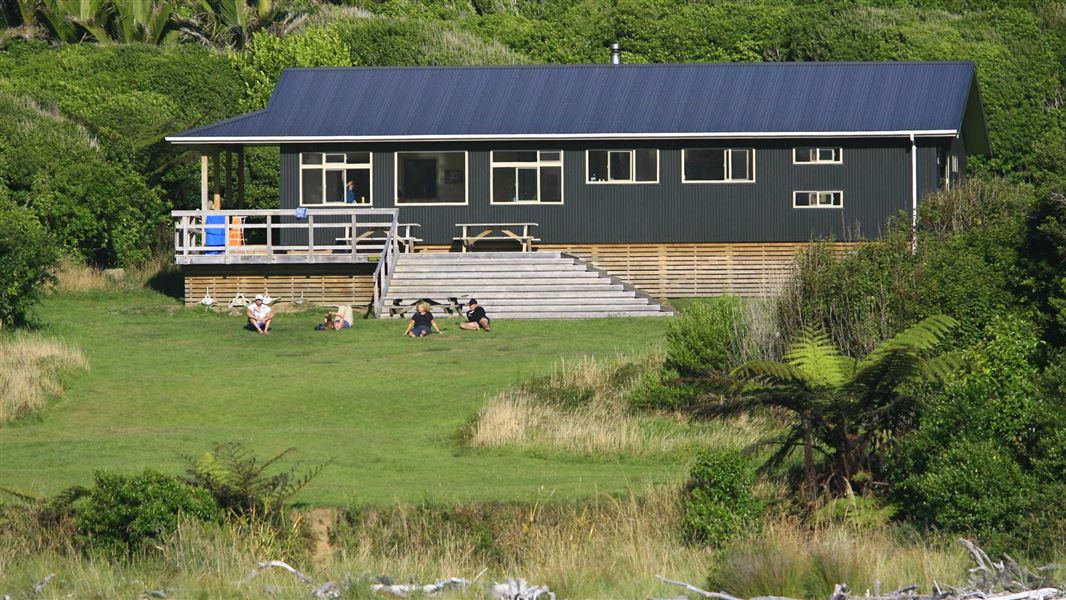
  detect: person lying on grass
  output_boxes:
[459,299,491,332]
[404,302,442,337]
[246,294,273,334]
[317,305,353,331]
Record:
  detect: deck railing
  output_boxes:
[372,220,400,318]
[172,208,402,266]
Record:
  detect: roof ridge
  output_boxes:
[280,60,975,73]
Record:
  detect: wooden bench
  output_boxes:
[454,222,539,252]
[337,223,421,253]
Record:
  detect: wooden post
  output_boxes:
[200,154,210,211]
[212,152,221,210]
[266,214,273,254]
[356,213,364,255]
[308,213,315,258]
[225,149,234,209]
[237,147,246,208]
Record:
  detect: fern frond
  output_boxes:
[783,325,853,388]
[859,315,959,370]
[732,360,811,387]
[917,351,965,383]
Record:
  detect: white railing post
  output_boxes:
[308,213,315,259]
[351,212,358,255]
[266,214,273,254]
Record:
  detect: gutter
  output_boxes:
[165,130,959,145]
[910,133,918,253]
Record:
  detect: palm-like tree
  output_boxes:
[715,315,960,496]
[180,0,306,49]
[37,0,110,43]
[111,0,178,45]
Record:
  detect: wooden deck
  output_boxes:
[172,208,400,266]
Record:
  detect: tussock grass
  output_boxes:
[0,333,87,423]
[709,516,972,599]
[53,254,178,293]
[467,355,772,459]
[335,485,710,599]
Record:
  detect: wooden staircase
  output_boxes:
[382,252,673,319]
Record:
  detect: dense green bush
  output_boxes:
[665,296,746,377]
[681,448,761,546]
[892,316,1064,555]
[74,470,219,556]
[778,179,1034,356]
[231,26,353,111]
[0,192,58,327]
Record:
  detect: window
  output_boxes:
[793,147,843,164]
[490,150,563,204]
[299,152,372,206]
[586,149,658,183]
[682,148,755,182]
[395,152,467,205]
[793,191,843,208]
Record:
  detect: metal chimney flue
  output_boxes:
[610,43,621,65]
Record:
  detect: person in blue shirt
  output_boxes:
[345,180,356,204]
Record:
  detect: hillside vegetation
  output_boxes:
[1,1,1065,597]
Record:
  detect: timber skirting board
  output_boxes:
[538,242,860,298]
[184,273,374,307]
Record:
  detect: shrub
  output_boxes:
[0,193,58,327]
[681,448,761,546]
[665,296,746,377]
[892,316,1063,555]
[74,470,219,556]
[899,439,1036,550]
[230,26,352,111]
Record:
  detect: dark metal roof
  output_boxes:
[168,62,989,153]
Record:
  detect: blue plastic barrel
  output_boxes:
[205,215,226,254]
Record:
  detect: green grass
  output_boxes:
[0,290,677,505]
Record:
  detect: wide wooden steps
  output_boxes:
[383,252,671,319]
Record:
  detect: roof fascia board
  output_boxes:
[167,130,959,144]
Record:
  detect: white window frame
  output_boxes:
[681,148,756,183]
[793,147,844,165]
[489,150,565,205]
[298,151,374,207]
[585,149,659,184]
[393,151,469,206]
[793,190,844,209]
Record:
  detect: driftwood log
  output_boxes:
[653,540,1062,600]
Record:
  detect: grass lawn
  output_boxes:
[0,290,678,506]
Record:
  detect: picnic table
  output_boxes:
[337,223,421,253]
[454,222,539,252]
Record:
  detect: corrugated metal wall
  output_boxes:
[279,138,952,246]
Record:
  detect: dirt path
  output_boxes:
[308,507,338,569]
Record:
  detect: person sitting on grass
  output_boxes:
[404,302,441,337]
[317,305,353,331]
[459,299,491,331]
[246,294,273,334]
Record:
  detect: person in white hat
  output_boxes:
[246,294,274,334]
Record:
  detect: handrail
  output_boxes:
[372,219,400,318]
[171,208,401,264]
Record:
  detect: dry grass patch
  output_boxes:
[709,516,972,599]
[335,485,710,599]
[466,354,772,459]
[53,255,177,293]
[0,333,88,423]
